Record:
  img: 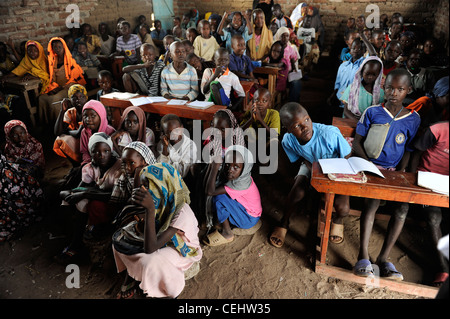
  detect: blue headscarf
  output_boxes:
[432,76,449,99]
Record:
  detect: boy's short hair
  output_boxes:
[161,113,183,127]
[198,19,209,28]
[279,102,308,127]
[174,17,181,22]
[371,28,384,36]
[351,37,366,52]
[186,52,199,63]
[182,39,194,48]
[214,47,229,59]
[187,27,199,36]
[254,87,271,98]
[344,29,358,41]
[76,41,87,49]
[121,21,131,28]
[272,4,281,11]
[98,70,113,80]
[408,47,423,58]
[385,68,411,86]
[231,34,244,45]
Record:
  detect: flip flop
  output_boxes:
[330,222,344,244]
[379,262,404,281]
[432,272,449,287]
[203,230,234,247]
[232,220,262,236]
[117,281,137,299]
[269,226,288,248]
[353,259,374,278]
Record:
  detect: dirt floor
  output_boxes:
[0,56,446,303]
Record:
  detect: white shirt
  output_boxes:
[156,135,198,178]
[200,68,246,101]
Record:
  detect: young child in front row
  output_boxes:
[193,19,220,62]
[203,145,262,246]
[352,69,421,281]
[269,102,352,248]
[228,34,257,83]
[201,48,245,111]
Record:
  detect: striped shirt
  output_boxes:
[135,60,165,96]
[160,62,199,101]
[116,34,142,64]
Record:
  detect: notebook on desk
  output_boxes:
[187,101,214,109]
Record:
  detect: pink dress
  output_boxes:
[112,203,202,298]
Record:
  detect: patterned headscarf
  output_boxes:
[140,163,198,257]
[347,56,384,116]
[68,84,88,99]
[123,141,156,165]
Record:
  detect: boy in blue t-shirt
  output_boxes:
[269,102,351,248]
[352,68,421,281]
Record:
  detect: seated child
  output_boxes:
[111,105,155,156]
[56,132,122,263]
[341,56,385,121]
[156,114,197,178]
[137,24,156,47]
[113,162,202,299]
[186,52,215,101]
[409,120,449,287]
[209,13,225,48]
[398,31,416,64]
[421,37,449,68]
[217,11,253,53]
[160,41,199,101]
[122,43,165,96]
[150,20,167,52]
[96,70,119,122]
[114,21,142,66]
[203,145,262,246]
[193,19,220,62]
[186,27,199,44]
[381,40,402,87]
[201,48,245,111]
[159,35,176,66]
[229,34,257,83]
[181,12,196,30]
[271,4,293,29]
[182,39,194,56]
[263,41,290,101]
[80,23,102,55]
[370,28,385,58]
[351,69,421,281]
[386,21,403,43]
[3,119,45,177]
[80,100,116,165]
[340,29,359,63]
[269,102,351,248]
[98,22,115,56]
[54,84,88,165]
[73,41,102,88]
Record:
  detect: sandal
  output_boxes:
[330,222,344,244]
[232,220,262,236]
[269,226,288,248]
[353,259,374,278]
[54,246,80,265]
[202,230,234,247]
[117,281,137,299]
[432,272,449,287]
[379,262,404,281]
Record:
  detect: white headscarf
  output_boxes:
[88,132,114,156]
[290,2,307,28]
[224,145,254,191]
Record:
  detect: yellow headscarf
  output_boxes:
[248,9,273,61]
[11,41,51,94]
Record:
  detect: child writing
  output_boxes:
[217,11,253,53]
[193,19,220,62]
[156,114,198,179]
[111,105,156,156]
[340,56,385,121]
[203,145,262,246]
[229,34,257,83]
[201,47,245,111]
[269,102,351,248]
[56,132,122,263]
[351,69,421,280]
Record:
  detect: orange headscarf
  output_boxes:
[45,37,86,94]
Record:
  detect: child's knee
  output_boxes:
[393,203,409,220]
[334,196,350,215]
[424,206,442,227]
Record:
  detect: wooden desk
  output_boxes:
[3,76,41,127]
[310,162,448,298]
[240,80,256,112]
[100,95,226,130]
[332,116,357,138]
[253,66,279,103]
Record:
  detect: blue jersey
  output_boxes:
[282,122,352,164]
[356,105,421,169]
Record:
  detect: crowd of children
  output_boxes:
[0,4,449,299]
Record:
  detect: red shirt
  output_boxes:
[418,122,449,175]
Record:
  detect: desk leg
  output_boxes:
[268,75,276,105]
[319,192,335,264]
[22,89,36,127]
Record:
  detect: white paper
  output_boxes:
[417,171,449,195]
[129,96,151,106]
[167,99,188,105]
[101,92,139,100]
[146,96,168,103]
[318,157,384,178]
[187,101,214,109]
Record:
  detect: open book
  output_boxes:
[417,171,449,195]
[101,92,139,100]
[187,101,214,109]
[318,157,385,178]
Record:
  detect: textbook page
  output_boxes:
[101,92,139,100]
[167,99,188,105]
[129,96,151,106]
[147,96,168,103]
[347,157,385,178]
[417,171,449,195]
[318,157,384,178]
[187,101,214,109]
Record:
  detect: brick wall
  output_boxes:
[433,0,449,53]
[0,0,153,51]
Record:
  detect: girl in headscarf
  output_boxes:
[290,2,308,31]
[80,100,115,165]
[3,119,45,175]
[113,162,202,299]
[341,56,385,120]
[53,84,88,164]
[203,145,262,246]
[9,41,52,94]
[302,6,325,49]
[111,105,155,156]
[247,8,273,62]
[38,37,86,124]
[273,27,300,73]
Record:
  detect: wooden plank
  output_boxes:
[315,262,439,298]
[332,117,357,138]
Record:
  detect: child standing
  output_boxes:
[340,56,385,120]
[217,11,253,53]
[201,48,245,110]
[203,145,262,246]
[114,21,142,66]
[352,69,421,281]
[340,30,359,63]
[193,19,219,62]
[269,103,351,248]
[111,105,155,156]
[381,40,402,87]
[247,8,273,62]
[263,41,290,98]
[229,34,257,83]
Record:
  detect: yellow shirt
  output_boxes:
[193,36,219,62]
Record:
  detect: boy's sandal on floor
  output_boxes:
[202,230,234,247]
[232,220,262,236]
[353,259,374,278]
[330,222,344,244]
[117,281,137,299]
[269,226,288,248]
[54,246,79,265]
[432,272,449,287]
[379,262,404,281]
